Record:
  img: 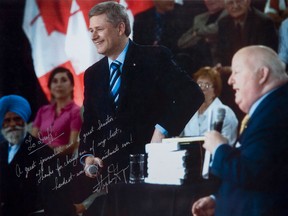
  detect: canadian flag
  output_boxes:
[23,0,153,105]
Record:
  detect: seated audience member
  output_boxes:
[192,45,288,216]
[264,0,288,28]
[278,18,288,70]
[177,0,227,68]
[133,0,191,54]
[0,95,53,216]
[181,67,238,145]
[216,0,278,66]
[31,67,83,216]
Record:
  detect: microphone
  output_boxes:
[202,108,226,179]
[86,164,99,175]
[212,108,226,132]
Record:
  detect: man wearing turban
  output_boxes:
[0,95,53,216]
[0,95,31,146]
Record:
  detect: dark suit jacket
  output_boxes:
[211,83,288,216]
[217,7,278,65]
[79,41,204,180]
[133,4,191,54]
[0,133,53,216]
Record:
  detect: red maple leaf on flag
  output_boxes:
[77,0,107,27]
[36,0,73,35]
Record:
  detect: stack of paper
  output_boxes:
[145,136,205,185]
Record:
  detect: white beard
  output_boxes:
[1,125,27,145]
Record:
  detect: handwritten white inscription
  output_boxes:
[93,163,129,193]
[13,112,135,196]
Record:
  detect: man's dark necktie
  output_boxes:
[109,60,122,107]
[236,23,243,39]
[154,13,163,45]
[234,23,243,51]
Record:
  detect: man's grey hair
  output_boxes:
[89,1,131,37]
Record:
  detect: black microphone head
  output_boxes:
[216,108,226,122]
[87,164,98,175]
[213,108,226,132]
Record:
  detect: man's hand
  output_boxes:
[150,128,165,143]
[74,203,86,214]
[192,196,215,216]
[84,156,103,178]
[203,131,228,154]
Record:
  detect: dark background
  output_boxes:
[0,0,48,121]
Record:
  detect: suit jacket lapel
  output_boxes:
[9,141,26,166]
[239,83,288,144]
[0,141,8,165]
[117,41,138,111]
[250,83,288,124]
[105,60,118,110]
[97,58,116,115]
[196,13,209,29]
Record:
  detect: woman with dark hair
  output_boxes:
[181,66,238,145]
[31,67,83,215]
[31,67,82,154]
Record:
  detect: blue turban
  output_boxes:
[0,95,31,126]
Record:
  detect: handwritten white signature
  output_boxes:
[93,163,129,193]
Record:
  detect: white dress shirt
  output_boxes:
[8,143,21,164]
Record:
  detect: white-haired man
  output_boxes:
[192,45,288,216]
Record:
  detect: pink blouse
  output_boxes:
[33,102,82,147]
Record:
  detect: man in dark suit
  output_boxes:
[133,0,191,54]
[191,45,288,216]
[216,0,278,66]
[79,1,204,191]
[0,95,53,216]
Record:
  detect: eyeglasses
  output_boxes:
[197,82,213,89]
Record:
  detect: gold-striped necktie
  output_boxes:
[239,114,250,135]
